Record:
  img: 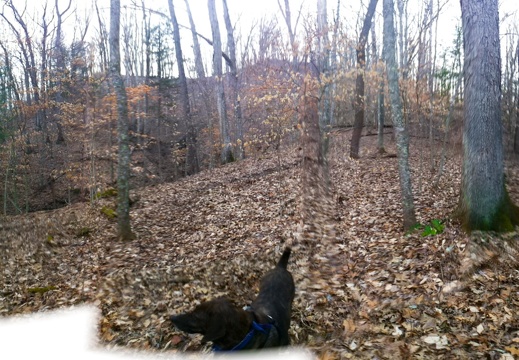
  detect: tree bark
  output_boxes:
[222,0,244,160]
[350,0,378,159]
[184,0,215,168]
[377,61,386,153]
[396,0,409,78]
[457,0,519,232]
[168,0,199,175]
[383,0,416,230]
[110,0,134,241]
[52,0,72,144]
[208,0,233,164]
[317,0,331,164]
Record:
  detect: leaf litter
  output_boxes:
[1,133,519,359]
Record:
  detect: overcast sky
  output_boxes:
[3,0,518,75]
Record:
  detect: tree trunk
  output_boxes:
[396,0,409,78]
[383,0,416,230]
[110,0,134,241]
[208,0,233,164]
[317,0,331,164]
[377,62,386,153]
[52,0,72,144]
[95,1,109,74]
[434,29,462,187]
[350,0,378,159]
[184,0,214,168]
[222,0,244,160]
[168,0,199,175]
[457,0,519,232]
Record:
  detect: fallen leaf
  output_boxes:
[343,318,356,336]
[422,335,449,350]
[505,346,519,356]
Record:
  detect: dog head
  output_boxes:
[170,297,251,347]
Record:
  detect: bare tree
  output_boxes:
[277,0,302,66]
[95,1,109,74]
[396,0,409,78]
[222,0,244,160]
[511,37,519,154]
[110,0,134,240]
[350,0,378,159]
[1,1,45,131]
[370,12,386,154]
[208,0,233,163]
[317,0,331,157]
[184,0,215,167]
[434,26,462,187]
[168,0,199,174]
[383,0,416,230]
[184,0,205,79]
[52,0,73,144]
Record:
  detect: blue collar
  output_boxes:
[212,321,272,351]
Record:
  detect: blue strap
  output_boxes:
[212,321,272,351]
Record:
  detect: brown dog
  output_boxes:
[170,248,295,351]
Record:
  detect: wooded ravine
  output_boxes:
[2,133,519,359]
[1,0,519,357]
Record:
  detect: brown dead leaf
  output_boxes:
[342,318,356,336]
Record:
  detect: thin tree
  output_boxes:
[110,0,134,241]
[317,0,331,159]
[457,0,519,232]
[369,11,386,153]
[52,0,72,144]
[222,0,244,160]
[184,0,214,168]
[434,27,462,187]
[513,37,519,154]
[168,0,199,175]
[396,0,409,78]
[1,1,44,131]
[184,0,205,80]
[350,0,378,159]
[383,0,416,230]
[208,0,233,163]
[277,0,302,67]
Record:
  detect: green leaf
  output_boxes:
[431,219,445,233]
[421,225,436,237]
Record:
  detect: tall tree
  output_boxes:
[222,0,244,160]
[168,0,199,175]
[396,0,409,78]
[349,0,378,159]
[184,0,205,80]
[457,0,519,231]
[317,0,332,161]
[184,0,215,167]
[52,0,72,144]
[208,0,233,163]
[110,0,134,241]
[383,0,416,230]
[1,1,44,131]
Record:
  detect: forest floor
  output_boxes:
[1,132,519,359]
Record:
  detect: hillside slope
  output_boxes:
[1,133,519,359]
